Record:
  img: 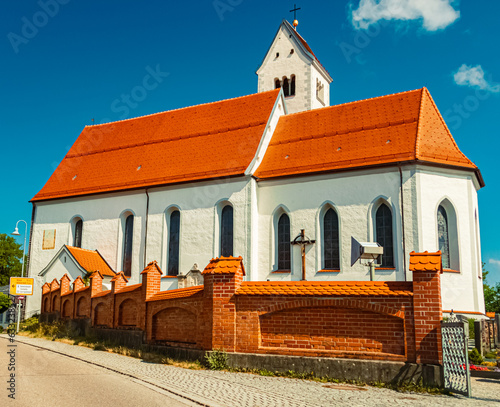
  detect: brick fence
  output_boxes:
[40,251,443,365]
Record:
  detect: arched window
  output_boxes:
[437,205,450,269]
[283,77,290,97]
[74,219,83,248]
[290,75,296,96]
[277,213,291,271]
[375,204,394,268]
[275,78,281,89]
[168,210,180,276]
[323,208,340,269]
[123,214,134,277]
[220,205,233,257]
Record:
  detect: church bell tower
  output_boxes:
[256,19,332,114]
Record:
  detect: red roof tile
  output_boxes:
[236,281,413,296]
[66,246,115,277]
[74,286,90,293]
[202,256,246,275]
[255,88,479,180]
[115,283,142,294]
[92,290,111,298]
[409,251,443,272]
[147,285,204,302]
[486,312,495,319]
[140,260,163,275]
[32,90,280,201]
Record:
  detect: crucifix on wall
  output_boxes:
[291,229,315,281]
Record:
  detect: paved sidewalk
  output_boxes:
[2,335,499,406]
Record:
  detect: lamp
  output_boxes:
[11,220,28,333]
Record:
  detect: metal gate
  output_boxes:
[441,313,471,397]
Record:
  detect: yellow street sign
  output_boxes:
[9,277,34,296]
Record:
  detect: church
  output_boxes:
[26,19,486,318]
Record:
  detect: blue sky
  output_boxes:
[2,0,499,283]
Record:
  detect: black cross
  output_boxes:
[289,4,301,20]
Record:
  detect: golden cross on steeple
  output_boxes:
[290,4,301,29]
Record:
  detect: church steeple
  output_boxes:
[256,20,332,114]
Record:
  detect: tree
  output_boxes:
[483,263,500,313]
[0,293,12,313]
[0,234,23,287]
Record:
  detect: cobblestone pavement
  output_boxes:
[2,336,499,406]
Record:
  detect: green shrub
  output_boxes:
[469,348,484,365]
[205,349,229,370]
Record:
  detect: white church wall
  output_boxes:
[256,168,408,282]
[143,177,253,279]
[309,63,331,110]
[417,168,484,314]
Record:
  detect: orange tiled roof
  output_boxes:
[74,285,90,293]
[140,260,163,275]
[486,312,495,319]
[147,285,204,302]
[110,272,128,283]
[115,283,142,294]
[32,90,280,201]
[66,246,115,277]
[409,251,443,272]
[236,281,413,296]
[202,256,246,275]
[255,88,480,182]
[92,290,111,298]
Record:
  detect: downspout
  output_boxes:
[143,189,150,269]
[25,203,37,317]
[399,166,407,281]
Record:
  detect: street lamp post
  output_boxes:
[12,220,28,333]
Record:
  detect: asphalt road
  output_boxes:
[1,340,197,407]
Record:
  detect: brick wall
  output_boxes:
[40,253,444,365]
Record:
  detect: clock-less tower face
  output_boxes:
[256,20,332,114]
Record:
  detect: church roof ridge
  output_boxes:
[86,89,280,128]
[284,87,425,118]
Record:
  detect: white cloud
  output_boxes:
[453,64,500,93]
[351,0,460,31]
[489,259,500,267]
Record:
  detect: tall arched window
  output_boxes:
[74,219,83,248]
[220,205,233,257]
[277,213,291,271]
[123,214,134,276]
[283,77,290,97]
[437,205,450,269]
[290,75,296,96]
[168,210,180,276]
[275,78,281,89]
[375,204,394,268]
[323,208,340,269]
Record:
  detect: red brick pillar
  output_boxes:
[89,271,103,297]
[141,261,162,331]
[111,272,128,293]
[111,272,128,327]
[50,278,60,314]
[411,251,443,365]
[42,283,50,313]
[202,256,245,352]
[73,277,85,292]
[60,274,71,296]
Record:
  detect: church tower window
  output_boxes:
[123,214,134,276]
[168,210,180,276]
[74,219,83,248]
[323,208,339,269]
[375,204,394,268]
[283,77,290,97]
[277,213,291,271]
[290,75,296,96]
[220,205,233,257]
[438,205,450,269]
[275,78,281,89]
